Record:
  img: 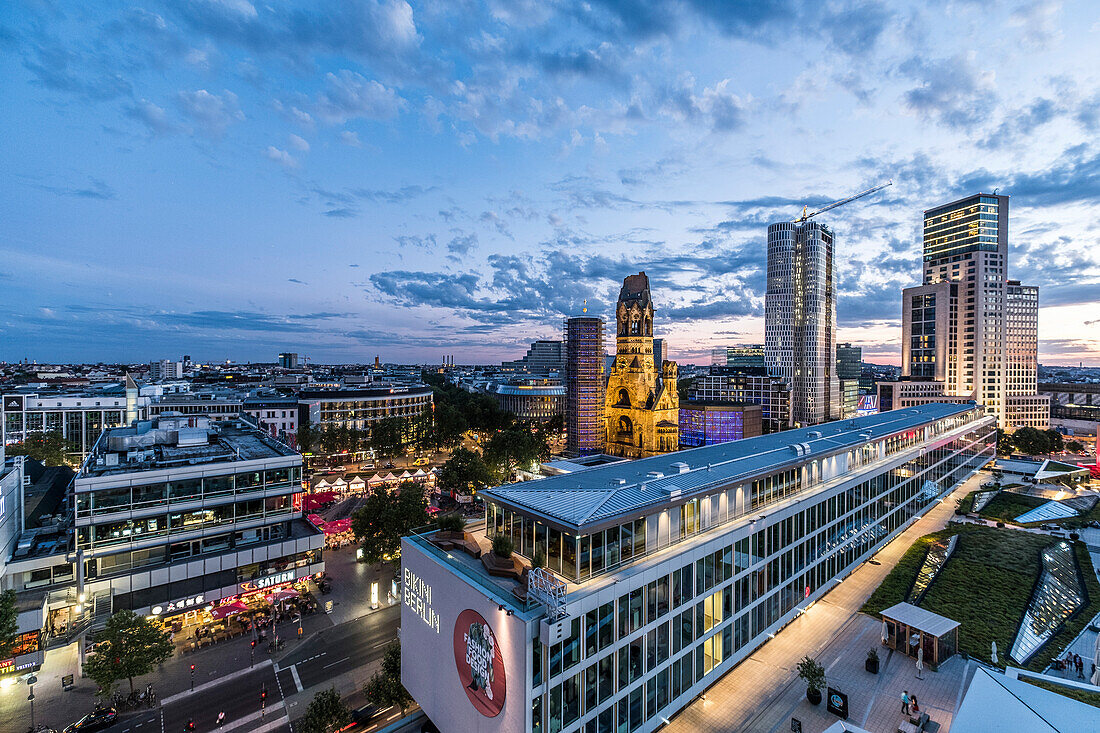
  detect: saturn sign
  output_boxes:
[453,609,506,717]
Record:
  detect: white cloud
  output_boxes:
[263,146,297,168]
[288,134,310,152]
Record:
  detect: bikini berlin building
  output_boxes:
[400,403,995,733]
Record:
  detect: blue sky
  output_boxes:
[2,0,1099,365]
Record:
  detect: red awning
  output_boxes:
[210,601,249,620]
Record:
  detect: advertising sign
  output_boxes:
[827,687,849,719]
[453,609,506,717]
[238,570,296,594]
[2,396,24,412]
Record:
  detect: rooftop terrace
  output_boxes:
[484,403,984,531]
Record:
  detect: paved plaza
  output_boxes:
[667,471,989,733]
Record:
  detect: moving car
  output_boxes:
[63,707,118,733]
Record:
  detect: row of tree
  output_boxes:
[298,642,412,733]
[4,431,81,467]
[998,427,1083,457]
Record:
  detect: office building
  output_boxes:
[2,380,146,460]
[688,368,791,434]
[605,273,679,458]
[278,353,299,369]
[491,379,566,422]
[652,339,665,370]
[148,360,184,381]
[711,345,766,370]
[400,404,995,733]
[764,221,840,426]
[64,415,323,619]
[900,194,1048,429]
[836,344,862,419]
[678,402,762,447]
[564,316,606,455]
[503,341,567,377]
[298,385,433,436]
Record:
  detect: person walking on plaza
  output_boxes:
[911,695,920,716]
[902,690,910,715]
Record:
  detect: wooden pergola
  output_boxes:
[880,602,959,671]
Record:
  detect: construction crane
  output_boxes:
[793,180,892,224]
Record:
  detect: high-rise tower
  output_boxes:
[564,314,605,455]
[900,193,1048,428]
[604,273,679,458]
[764,221,840,426]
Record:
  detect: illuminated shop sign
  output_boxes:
[0,658,13,674]
[238,570,296,593]
[453,609,506,717]
[403,568,439,633]
[151,594,207,616]
[3,396,24,412]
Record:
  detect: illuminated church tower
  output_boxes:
[604,272,679,458]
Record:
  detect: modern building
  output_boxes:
[564,316,606,456]
[605,273,679,458]
[764,221,840,426]
[491,379,566,422]
[2,380,146,460]
[504,341,566,377]
[678,402,762,447]
[875,381,974,412]
[711,345,765,370]
[836,343,862,419]
[900,193,1049,429]
[652,339,665,371]
[1039,383,1100,435]
[148,360,184,381]
[64,414,323,619]
[687,368,791,434]
[297,385,433,434]
[278,353,299,369]
[146,390,244,422]
[243,395,300,444]
[400,403,996,733]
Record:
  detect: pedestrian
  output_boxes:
[216,711,226,726]
[911,695,920,715]
[901,690,910,715]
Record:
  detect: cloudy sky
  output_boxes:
[2,0,1099,366]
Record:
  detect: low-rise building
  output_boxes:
[400,404,996,733]
[678,402,762,447]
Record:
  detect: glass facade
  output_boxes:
[923,195,1001,261]
[678,406,746,447]
[528,413,994,733]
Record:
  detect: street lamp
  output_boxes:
[27,675,37,729]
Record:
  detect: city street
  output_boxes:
[0,546,400,733]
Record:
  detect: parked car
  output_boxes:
[413,457,430,466]
[384,461,395,469]
[63,707,118,733]
[360,462,375,470]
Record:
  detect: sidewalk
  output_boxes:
[666,469,988,733]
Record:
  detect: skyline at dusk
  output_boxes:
[3,1,1100,365]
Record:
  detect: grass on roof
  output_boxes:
[861,523,1100,672]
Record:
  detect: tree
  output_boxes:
[370,417,406,461]
[296,418,317,456]
[434,401,467,449]
[83,610,174,694]
[364,642,413,715]
[6,431,80,467]
[1011,426,1052,456]
[996,429,1014,456]
[436,448,493,497]
[1044,429,1064,454]
[796,655,826,694]
[484,428,548,482]
[351,481,429,564]
[297,688,351,733]
[1066,440,1085,454]
[0,590,18,658]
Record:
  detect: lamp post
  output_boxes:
[27,675,37,729]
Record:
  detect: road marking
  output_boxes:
[216,701,286,732]
[160,659,274,705]
[249,715,291,733]
[322,656,350,669]
[290,664,304,693]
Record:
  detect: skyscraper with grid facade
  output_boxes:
[899,193,1048,429]
[764,221,840,427]
[564,315,606,455]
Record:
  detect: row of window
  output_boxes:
[75,467,302,516]
[537,429,993,732]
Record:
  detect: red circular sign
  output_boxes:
[453,609,506,717]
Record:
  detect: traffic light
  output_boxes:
[251,639,256,648]
[190,664,195,672]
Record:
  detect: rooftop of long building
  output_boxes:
[483,403,983,531]
[78,414,298,479]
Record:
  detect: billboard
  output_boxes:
[856,395,879,417]
[401,538,529,733]
[454,609,506,717]
[2,396,24,413]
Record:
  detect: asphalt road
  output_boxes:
[94,605,401,733]
[277,604,399,693]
